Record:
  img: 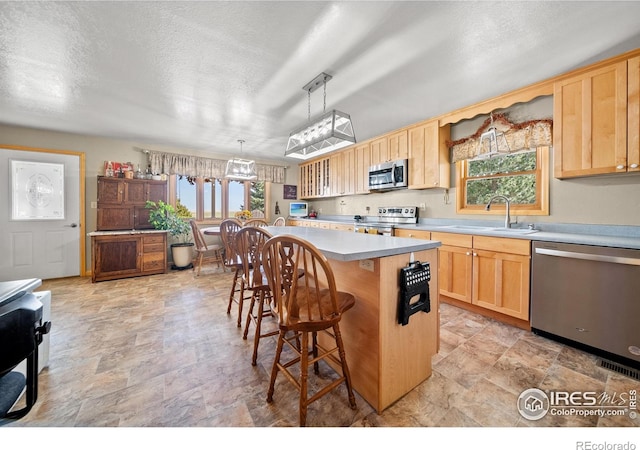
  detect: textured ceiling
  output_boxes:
[1,1,640,163]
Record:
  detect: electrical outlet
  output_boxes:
[359,259,374,272]
[419,203,426,210]
[91,201,97,209]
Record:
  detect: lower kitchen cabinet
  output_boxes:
[91,232,167,282]
[422,232,532,326]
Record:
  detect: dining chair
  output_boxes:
[235,226,278,366]
[220,218,247,327]
[272,216,286,226]
[244,218,269,228]
[188,219,223,276]
[261,234,357,426]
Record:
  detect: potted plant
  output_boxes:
[146,200,194,269]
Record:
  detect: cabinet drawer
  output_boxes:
[395,229,431,240]
[431,232,472,248]
[142,253,165,272]
[144,243,165,253]
[473,236,531,256]
[143,234,165,245]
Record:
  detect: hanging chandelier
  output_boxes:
[285,72,356,160]
[225,139,257,180]
[475,112,510,159]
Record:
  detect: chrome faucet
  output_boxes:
[485,195,511,228]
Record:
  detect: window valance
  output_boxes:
[448,114,553,163]
[147,150,286,183]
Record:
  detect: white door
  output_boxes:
[0,148,81,281]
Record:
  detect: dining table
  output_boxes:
[201,226,221,236]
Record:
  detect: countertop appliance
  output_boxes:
[531,242,640,369]
[354,206,418,236]
[368,159,408,191]
[0,278,51,420]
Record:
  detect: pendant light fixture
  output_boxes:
[285,72,356,160]
[476,112,510,159]
[225,139,257,180]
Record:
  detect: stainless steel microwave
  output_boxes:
[368,159,408,191]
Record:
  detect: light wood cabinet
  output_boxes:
[329,147,355,196]
[428,232,531,323]
[394,229,431,240]
[331,223,354,232]
[96,177,167,230]
[369,130,408,166]
[628,55,640,173]
[408,120,451,189]
[354,143,371,194]
[298,157,331,199]
[91,232,167,282]
[553,61,630,178]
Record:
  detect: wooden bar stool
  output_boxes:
[261,235,356,426]
[220,218,247,327]
[235,226,277,365]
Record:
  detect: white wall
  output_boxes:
[0,123,297,271]
[309,96,640,227]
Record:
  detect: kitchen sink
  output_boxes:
[442,225,494,231]
[486,228,539,235]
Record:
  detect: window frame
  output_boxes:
[455,146,549,216]
[168,176,270,223]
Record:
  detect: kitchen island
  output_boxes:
[264,226,441,413]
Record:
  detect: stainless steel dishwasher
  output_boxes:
[531,241,640,368]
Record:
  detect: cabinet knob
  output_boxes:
[473,252,478,257]
[466,252,471,256]
[616,165,625,170]
[630,163,639,169]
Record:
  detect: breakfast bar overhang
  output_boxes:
[265,226,441,413]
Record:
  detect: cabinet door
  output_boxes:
[472,250,530,320]
[97,177,124,204]
[133,206,152,229]
[355,143,371,194]
[342,147,355,195]
[370,137,388,165]
[147,181,168,202]
[125,180,147,204]
[387,130,408,160]
[408,121,450,189]
[329,152,342,197]
[438,244,473,304]
[92,235,141,282]
[554,61,628,178]
[97,206,134,231]
[629,56,640,172]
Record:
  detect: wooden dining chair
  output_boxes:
[272,216,286,226]
[188,219,223,276]
[235,226,278,365]
[244,218,269,228]
[220,218,247,327]
[261,235,356,426]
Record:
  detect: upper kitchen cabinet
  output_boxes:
[329,147,356,197]
[553,61,631,178]
[298,157,330,198]
[408,120,451,189]
[628,55,640,173]
[369,130,408,165]
[96,177,167,230]
[354,143,371,194]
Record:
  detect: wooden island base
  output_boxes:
[323,248,439,413]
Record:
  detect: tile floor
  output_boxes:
[4,265,639,429]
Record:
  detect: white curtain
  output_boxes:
[147,150,285,183]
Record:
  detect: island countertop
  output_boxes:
[265,226,440,261]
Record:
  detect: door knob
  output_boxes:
[66,223,78,228]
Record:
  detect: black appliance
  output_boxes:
[0,281,51,421]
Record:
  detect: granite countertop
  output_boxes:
[292,216,640,250]
[265,226,440,261]
[87,229,169,236]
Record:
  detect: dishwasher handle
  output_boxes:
[534,247,640,266]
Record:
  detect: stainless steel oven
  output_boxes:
[368,159,408,191]
[354,206,417,236]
